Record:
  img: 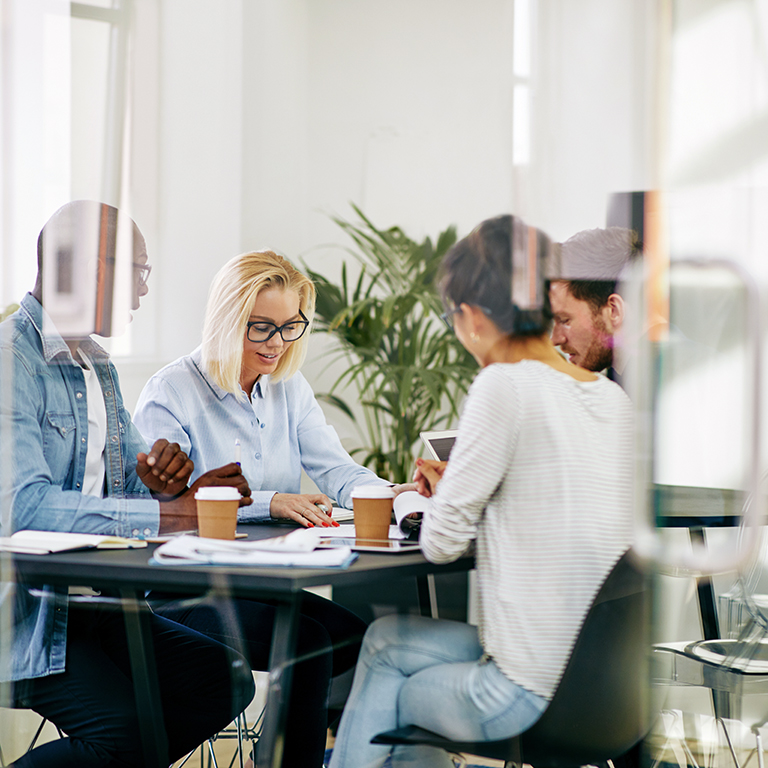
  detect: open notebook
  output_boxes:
[0,530,147,554]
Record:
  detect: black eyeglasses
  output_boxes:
[440,304,494,332]
[246,310,309,343]
[440,306,463,331]
[134,263,152,287]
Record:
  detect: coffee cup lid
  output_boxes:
[194,486,242,501]
[350,484,395,499]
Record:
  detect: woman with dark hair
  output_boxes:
[328,215,634,768]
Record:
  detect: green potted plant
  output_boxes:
[304,206,477,483]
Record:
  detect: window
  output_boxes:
[1,0,134,352]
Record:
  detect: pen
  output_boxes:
[234,439,241,466]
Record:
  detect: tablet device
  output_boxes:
[317,538,421,553]
[420,430,458,461]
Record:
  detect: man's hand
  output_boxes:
[137,439,194,497]
[269,493,339,528]
[159,463,252,534]
[413,458,447,498]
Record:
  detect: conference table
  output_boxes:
[10,522,475,768]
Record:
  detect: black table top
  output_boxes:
[9,521,475,598]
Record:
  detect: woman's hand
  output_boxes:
[269,493,339,528]
[413,458,447,498]
[391,482,417,496]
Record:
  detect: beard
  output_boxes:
[579,313,613,372]
[580,339,613,373]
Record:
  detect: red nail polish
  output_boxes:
[332,521,340,527]
[322,522,331,528]
[307,522,314,528]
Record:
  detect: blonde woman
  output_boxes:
[135,250,388,526]
[134,251,388,768]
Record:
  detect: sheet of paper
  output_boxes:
[393,491,430,527]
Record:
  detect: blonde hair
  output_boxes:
[201,250,316,397]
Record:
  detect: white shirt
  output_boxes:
[420,360,633,700]
[76,349,107,497]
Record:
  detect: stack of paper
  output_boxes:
[152,528,356,568]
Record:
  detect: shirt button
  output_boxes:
[76,482,81,488]
[81,437,86,444]
[76,392,83,399]
[104,390,112,397]
[132,529,140,537]
[143,528,151,537]
[114,480,120,487]
[260,423,265,429]
[255,453,261,460]
[111,435,118,442]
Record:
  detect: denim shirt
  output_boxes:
[0,294,160,682]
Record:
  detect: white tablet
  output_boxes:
[419,430,458,461]
[317,538,421,553]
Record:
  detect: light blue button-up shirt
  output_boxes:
[0,294,159,682]
[133,347,385,521]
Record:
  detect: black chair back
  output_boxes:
[372,549,650,768]
[519,549,649,767]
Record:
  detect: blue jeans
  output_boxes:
[330,615,548,768]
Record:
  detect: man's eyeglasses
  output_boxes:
[246,310,310,343]
[134,263,152,287]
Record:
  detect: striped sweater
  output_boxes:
[420,360,633,700]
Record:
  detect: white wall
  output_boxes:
[117,0,654,415]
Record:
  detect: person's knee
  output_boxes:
[362,614,427,656]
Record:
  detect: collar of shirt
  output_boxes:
[21,293,109,366]
[189,345,268,402]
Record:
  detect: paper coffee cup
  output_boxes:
[351,485,395,540]
[195,487,241,540]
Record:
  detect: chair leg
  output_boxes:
[716,716,742,768]
[755,727,764,768]
[235,714,245,768]
[26,717,49,752]
[206,738,220,768]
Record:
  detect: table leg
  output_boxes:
[688,528,733,720]
[258,593,302,768]
[119,588,169,768]
[416,574,438,618]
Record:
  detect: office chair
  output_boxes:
[0,712,64,767]
[372,550,649,768]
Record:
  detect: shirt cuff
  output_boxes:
[236,490,277,522]
[120,498,161,540]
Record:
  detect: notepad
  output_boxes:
[0,530,148,555]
